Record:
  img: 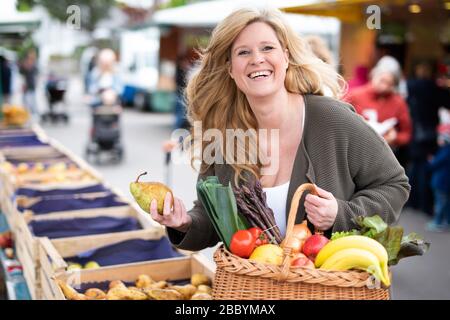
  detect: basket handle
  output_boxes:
[279,183,320,281]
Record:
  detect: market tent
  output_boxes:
[280,0,407,23]
[153,0,340,35]
[0,1,40,47]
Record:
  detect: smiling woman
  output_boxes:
[148,7,410,253]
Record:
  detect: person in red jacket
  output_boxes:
[344,65,412,149]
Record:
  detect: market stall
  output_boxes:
[0,121,214,300]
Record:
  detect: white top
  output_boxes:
[260,97,304,238]
[263,181,290,238]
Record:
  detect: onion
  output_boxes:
[284,220,312,253]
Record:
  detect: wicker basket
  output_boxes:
[212,183,390,300]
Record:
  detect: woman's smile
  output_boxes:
[248,70,273,81]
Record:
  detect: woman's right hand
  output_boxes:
[149,192,192,233]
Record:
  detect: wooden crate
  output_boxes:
[49,253,216,300]
[38,227,169,299]
[0,184,19,232]
[0,167,100,202]
[0,145,60,160]
[0,180,108,234]
[46,138,104,182]
[14,205,161,300]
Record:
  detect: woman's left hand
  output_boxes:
[304,185,338,231]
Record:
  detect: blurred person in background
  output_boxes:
[347,65,369,92]
[406,60,448,214]
[305,35,334,97]
[80,46,98,94]
[0,53,12,104]
[426,122,450,232]
[87,48,122,108]
[19,48,39,119]
[376,55,408,98]
[162,53,194,154]
[344,61,412,167]
[305,35,334,66]
[174,53,192,131]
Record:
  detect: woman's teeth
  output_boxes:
[249,70,272,79]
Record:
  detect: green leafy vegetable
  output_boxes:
[330,230,359,241]
[372,226,403,264]
[197,176,249,249]
[352,215,430,266]
[389,233,431,266]
[355,215,387,238]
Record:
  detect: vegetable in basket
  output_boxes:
[283,220,311,253]
[230,227,269,258]
[196,176,249,249]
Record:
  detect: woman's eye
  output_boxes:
[238,50,249,56]
[262,46,274,51]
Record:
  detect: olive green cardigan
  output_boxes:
[167,94,411,251]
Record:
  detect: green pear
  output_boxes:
[84,261,100,269]
[130,172,173,215]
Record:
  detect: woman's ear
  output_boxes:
[229,66,234,79]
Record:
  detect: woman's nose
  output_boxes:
[250,52,265,65]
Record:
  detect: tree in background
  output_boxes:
[17,0,116,32]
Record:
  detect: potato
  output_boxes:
[150,281,168,289]
[196,285,212,295]
[109,280,127,290]
[106,287,131,300]
[57,280,89,300]
[146,288,183,300]
[191,292,212,300]
[171,284,197,300]
[127,287,149,300]
[84,288,106,300]
[136,274,154,289]
[191,273,211,287]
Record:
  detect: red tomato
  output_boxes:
[248,227,269,247]
[230,230,256,258]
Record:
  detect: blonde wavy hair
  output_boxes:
[185,7,346,183]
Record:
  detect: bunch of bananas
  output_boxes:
[2,105,30,126]
[315,235,390,286]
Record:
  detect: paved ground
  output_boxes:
[40,77,450,300]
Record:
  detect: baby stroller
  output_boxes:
[41,74,69,124]
[85,90,124,164]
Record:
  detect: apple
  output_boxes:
[291,253,315,269]
[302,234,329,262]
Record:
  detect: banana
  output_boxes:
[320,248,390,286]
[315,235,389,284]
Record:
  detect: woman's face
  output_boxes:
[229,22,289,100]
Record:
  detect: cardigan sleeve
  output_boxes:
[166,164,221,251]
[332,109,411,232]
